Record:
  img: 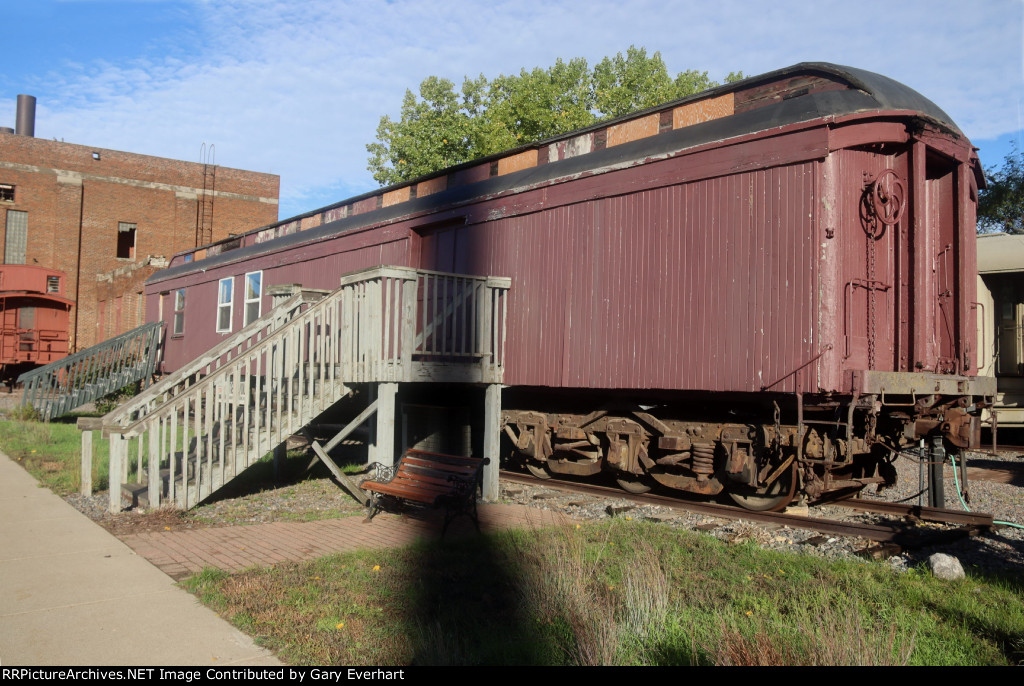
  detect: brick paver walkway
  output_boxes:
[121,504,569,579]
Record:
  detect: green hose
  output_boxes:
[949,452,1024,530]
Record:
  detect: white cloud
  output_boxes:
[6,0,1022,217]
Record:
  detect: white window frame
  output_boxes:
[216,277,234,333]
[173,288,186,336]
[243,271,262,326]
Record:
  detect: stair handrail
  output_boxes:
[103,289,321,428]
[107,267,420,438]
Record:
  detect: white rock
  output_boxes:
[928,552,965,580]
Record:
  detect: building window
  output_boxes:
[0,184,13,203]
[46,275,60,294]
[243,271,262,326]
[217,277,233,333]
[117,222,136,259]
[4,209,27,264]
[173,288,185,336]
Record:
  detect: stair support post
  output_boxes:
[482,383,502,502]
[148,425,160,508]
[109,433,127,513]
[375,382,398,468]
[80,430,93,497]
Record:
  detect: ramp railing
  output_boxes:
[18,321,163,421]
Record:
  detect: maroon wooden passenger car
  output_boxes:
[145,63,994,508]
[0,265,72,381]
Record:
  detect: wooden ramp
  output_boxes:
[18,321,163,421]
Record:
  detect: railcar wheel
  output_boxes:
[616,474,656,494]
[728,462,797,512]
[525,461,553,480]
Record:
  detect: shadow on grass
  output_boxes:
[398,532,555,665]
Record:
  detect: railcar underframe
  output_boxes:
[503,376,995,510]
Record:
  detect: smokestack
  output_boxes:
[15,95,36,137]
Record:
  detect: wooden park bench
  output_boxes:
[361,450,489,535]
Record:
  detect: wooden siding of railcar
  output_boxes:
[148,117,979,393]
[148,123,827,393]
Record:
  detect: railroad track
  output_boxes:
[500,471,995,554]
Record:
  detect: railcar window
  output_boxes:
[173,288,185,336]
[217,277,234,333]
[46,276,60,293]
[0,184,13,202]
[4,210,27,264]
[117,222,137,259]
[244,271,262,326]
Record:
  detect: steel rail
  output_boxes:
[832,498,994,527]
[500,471,993,545]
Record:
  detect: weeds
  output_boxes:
[180,520,1024,666]
[6,404,40,421]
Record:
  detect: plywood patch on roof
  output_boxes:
[497,149,539,176]
[416,176,447,198]
[607,114,659,148]
[382,186,411,208]
[673,93,735,129]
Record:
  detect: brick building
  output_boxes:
[0,97,279,350]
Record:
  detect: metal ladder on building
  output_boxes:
[94,266,510,512]
[195,143,216,246]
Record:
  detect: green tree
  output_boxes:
[593,46,717,119]
[366,76,477,186]
[484,57,596,154]
[366,48,742,186]
[978,145,1024,234]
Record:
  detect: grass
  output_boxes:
[3,412,1021,665]
[0,414,110,494]
[180,520,1024,666]
[0,408,365,507]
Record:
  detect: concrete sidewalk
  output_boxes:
[0,451,568,665]
[0,452,279,666]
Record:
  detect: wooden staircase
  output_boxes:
[97,266,510,512]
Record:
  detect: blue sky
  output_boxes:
[2,0,1022,221]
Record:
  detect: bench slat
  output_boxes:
[366,480,448,505]
[401,456,478,475]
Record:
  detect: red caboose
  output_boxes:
[0,265,73,382]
